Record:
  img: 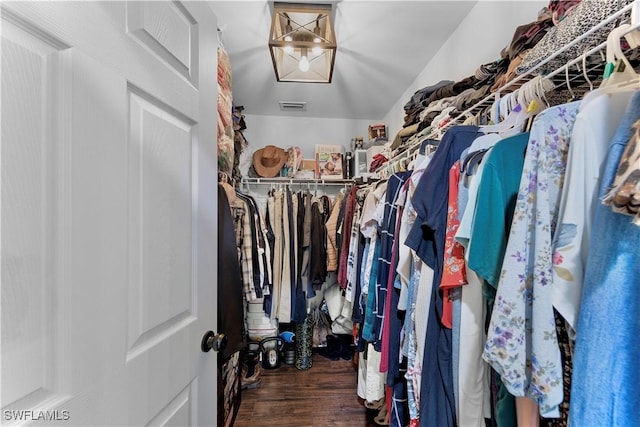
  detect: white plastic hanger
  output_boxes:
[480,76,550,136]
[480,94,527,134]
[581,23,640,108]
[604,23,640,84]
[582,49,594,92]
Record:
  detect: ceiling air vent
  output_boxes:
[279,101,307,112]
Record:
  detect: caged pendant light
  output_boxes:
[268,2,337,83]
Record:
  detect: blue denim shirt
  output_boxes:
[570,91,640,427]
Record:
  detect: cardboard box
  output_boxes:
[368,123,387,141]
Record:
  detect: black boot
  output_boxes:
[316,335,341,360]
[338,334,354,361]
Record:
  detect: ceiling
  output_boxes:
[209,1,478,120]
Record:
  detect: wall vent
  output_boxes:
[279,101,307,111]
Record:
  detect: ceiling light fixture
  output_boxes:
[268,2,337,83]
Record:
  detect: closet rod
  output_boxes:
[241,177,354,186]
[376,1,638,176]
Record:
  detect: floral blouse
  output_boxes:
[483,102,580,417]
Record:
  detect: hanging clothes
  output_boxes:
[553,90,635,332]
[405,125,479,427]
[483,102,581,417]
[569,91,640,427]
[217,187,246,359]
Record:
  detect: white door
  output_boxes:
[1,1,219,425]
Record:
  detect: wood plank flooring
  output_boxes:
[234,352,380,427]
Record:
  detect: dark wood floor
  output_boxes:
[234,352,380,427]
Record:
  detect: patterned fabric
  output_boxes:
[441,162,466,287]
[380,189,406,374]
[235,199,257,301]
[295,313,314,370]
[548,0,582,25]
[218,46,234,175]
[602,119,640,223]
[373,172,412,348]
[231,204,244,262]
[345,195,363,302]
[517,0,633,76]
[540,309,573,427]
[404,259,422,423]
[483,103,580,417]
[440,161,466,329]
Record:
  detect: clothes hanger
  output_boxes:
[602,24,640,86]
[582,49,595,92]
[479,94,529,135]
[581,24,640,108]
[217,26,226,49]
[565,64,577,102]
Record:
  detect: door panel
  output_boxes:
[126,85,196,359]
[126,1,198,85]
[1,13,70,412]
[1,2,218,425]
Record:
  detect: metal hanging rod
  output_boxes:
[241,177,354,186]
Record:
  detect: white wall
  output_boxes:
[238,113,373,175]
[383,0,548,136]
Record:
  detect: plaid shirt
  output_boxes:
[233,199,257,301]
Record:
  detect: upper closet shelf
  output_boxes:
[377,0,640,176]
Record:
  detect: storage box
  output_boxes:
[368,123,387,141]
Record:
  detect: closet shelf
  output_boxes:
[377,0,639,177]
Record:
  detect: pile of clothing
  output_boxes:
[387,0,591,165]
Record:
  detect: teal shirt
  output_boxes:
[466,132,529,302]
[467,132,530,427]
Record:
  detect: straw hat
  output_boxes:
[252,145,288,178]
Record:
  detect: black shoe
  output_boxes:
[338,334,354,361]
[317,335,341,360]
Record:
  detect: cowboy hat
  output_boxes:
[252,145,288,178]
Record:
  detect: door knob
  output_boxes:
[201,330,227,353]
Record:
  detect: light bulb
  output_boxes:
[284,44,294,54]
[312,46,322,56]
[313,37,321,43]
[298,55,310,72]
[284,35,293,42]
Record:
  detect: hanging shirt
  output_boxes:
[552,90,634,332]
[405,125,479,427]
[439,161,465,328]
[372,171,412,349]
[483,102,580,418]
[466,132,530,299]
[569,91,640,427]
[325,192,345,272]
[338,187,358,288]
[217,188,246,359]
